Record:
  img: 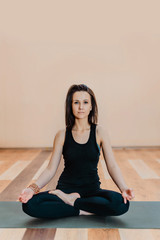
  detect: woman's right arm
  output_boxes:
[34,129,64,189]
[18,129,64,202]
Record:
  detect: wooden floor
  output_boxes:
[0,148,160,239]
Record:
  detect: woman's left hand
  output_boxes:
[121,188,135,204]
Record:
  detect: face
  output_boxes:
[72,91,92,119]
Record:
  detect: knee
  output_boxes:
[121,199,130,215]
[22,197,37,217]
[22,202,30,216]
[113,198,130,216]
[124,200,130,213]
[22,202,29,214]
[109,192,130,216]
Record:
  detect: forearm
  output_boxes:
[34,168,54,189]
[107,165,128,192]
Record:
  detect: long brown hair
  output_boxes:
[65,84,98,129]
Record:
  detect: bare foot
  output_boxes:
[79,210,95,215]
[49,189,80,206]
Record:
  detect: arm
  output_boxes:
[18,129,64,202]
[98,125,135,202]
[34,129,64,189]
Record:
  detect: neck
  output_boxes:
[72,120,91,131]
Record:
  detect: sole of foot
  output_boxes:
[49,189,80,206]
[79,210,95,215]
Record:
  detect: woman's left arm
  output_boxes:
[98,125,135,203]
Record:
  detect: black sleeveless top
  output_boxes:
[56,123,101,191]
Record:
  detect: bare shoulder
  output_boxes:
[96,124,104,146]
[96,124,110,144]
[96,124,104,137]
[54,128,66,146]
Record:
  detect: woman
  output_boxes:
[19,84,135,219]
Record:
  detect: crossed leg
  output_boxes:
[48,189,95,215]
[22,191,80,219]
[73,188,130,216]
[22,188,130,219]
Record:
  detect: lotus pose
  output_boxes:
[19,84,135,219]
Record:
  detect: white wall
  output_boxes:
[0,0,160,147]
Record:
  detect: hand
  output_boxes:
[121,188,135,204]
[18,188,34,203]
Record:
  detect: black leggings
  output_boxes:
[22,188,130,219]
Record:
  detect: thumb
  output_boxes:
[21,189,26,195]
[21,189,26,194]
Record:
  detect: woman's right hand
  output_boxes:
[18,188,34,203]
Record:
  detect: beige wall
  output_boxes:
[0,1,160,148]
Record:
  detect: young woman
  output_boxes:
[19,84,135,219]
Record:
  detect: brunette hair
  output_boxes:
[65,84,98,129]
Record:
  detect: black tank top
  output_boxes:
[56,122,101,191]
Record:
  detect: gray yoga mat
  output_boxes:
[0,201,160,229]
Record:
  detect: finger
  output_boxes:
[20,193,25,198]
[130,190,135,197]
[21,189,25,194]
[128,194,134,199]
[123,197,127,204]
[49,191,54,194]
[124,196,130,202]
[122,192,126,198]
[21,196,26,201]
[128,197,132,200]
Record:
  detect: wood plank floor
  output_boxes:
[0,148,160,239]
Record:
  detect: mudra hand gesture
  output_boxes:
[121,188,135,204]
[18,188,35,203]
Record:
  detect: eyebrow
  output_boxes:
[73,99,89,101]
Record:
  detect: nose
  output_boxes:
[79,103,83,109]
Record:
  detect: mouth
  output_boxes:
[78,112,84,113]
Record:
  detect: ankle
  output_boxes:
[72,194,80,206]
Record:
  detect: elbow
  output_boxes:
[107,163,118,173]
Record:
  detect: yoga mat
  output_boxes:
[0,201,159,229]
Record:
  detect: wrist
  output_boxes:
[120,186,128,193]
[27,183,40,194]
